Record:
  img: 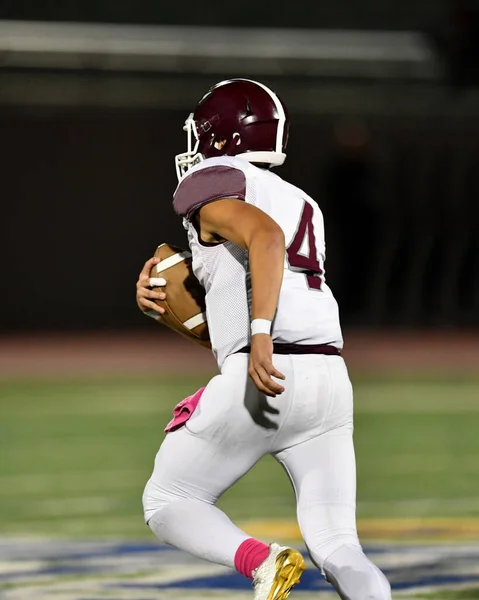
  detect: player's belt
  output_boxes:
[237,343,341,356]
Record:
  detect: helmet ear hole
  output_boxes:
[233,132,241,146]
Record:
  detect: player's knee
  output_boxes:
[298,502,360,569]
[306,533,361,570]
[142,484,183,545]
[322,545,392,600]
[145,505,171,544]
[142,477,171,524]
[327,567,391,600]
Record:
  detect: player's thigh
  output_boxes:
[274,425,359,562]
[143,425,262,518]
[143,355,266,520]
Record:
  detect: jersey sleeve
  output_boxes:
[173,165,246,220]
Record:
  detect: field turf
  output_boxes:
[2,374,479,539]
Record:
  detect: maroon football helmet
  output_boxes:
[175,79,290,180]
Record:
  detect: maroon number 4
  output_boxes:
[286,201,323,290]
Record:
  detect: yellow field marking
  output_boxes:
[238,518,479,542]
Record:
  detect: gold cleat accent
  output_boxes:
[267,548,306,600]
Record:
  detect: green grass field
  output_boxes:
[2,374,479,539]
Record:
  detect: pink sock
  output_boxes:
[234,538,270,579]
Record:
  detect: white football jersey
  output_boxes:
[173,156,343,367]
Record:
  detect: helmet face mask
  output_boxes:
[174,79,289,181]
[175,115,203,181]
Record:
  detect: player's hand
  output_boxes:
[248,334,285,398]
[136,257,167,317]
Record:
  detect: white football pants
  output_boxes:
[143,353,391,600]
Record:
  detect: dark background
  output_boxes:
[1,1,479,333]
[2,105,478,331]
[0,0,449,30]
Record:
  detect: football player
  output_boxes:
[136,79,391,600]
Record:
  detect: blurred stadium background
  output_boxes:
[1,1,479,599]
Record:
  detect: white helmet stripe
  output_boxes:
[213,78,286,154]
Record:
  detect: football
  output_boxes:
[148,243,210,348]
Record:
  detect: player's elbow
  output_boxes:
[267,223,286,255]
[254,221,285,253]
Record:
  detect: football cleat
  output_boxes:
[252,543,306,600]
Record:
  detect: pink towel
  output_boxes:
[164,386,206,433]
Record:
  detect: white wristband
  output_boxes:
[251,318,272,336]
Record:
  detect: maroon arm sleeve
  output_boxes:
[173,165,246,220]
